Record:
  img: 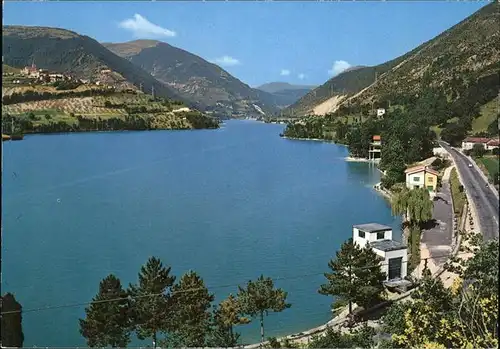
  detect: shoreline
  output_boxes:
[242,155,390,348]
[7,125,221,137]
[280,135,343,145]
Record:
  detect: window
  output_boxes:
[427,176,434,183]
[358,230,365,238]
[413,176,420,182]
[376,231,385,240]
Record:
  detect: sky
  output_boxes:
[3,1,489,87]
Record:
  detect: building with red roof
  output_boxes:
[462,137,496,150]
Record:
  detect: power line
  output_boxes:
[1,251,469,316]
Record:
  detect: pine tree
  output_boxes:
[1,293,24,347]
[237,275,291,343]
[79,275,132,347]
[165,271,215,347]
[128,257,175,347]
[210,293,250,347]
[319,238,386,315]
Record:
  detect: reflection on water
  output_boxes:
[2,121,400,346]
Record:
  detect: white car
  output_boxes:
[468,163,473,168]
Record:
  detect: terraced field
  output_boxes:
[2,86,219,133]
[2,97,127,116]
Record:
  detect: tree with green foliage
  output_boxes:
[209,294,250,347]
[406,188,433,226]
[266,336,298,348]
[165,271,215,347]
[486,115,499,136]
[79,274,133,347]
[1,293,24,347]
[128,257,176,348]
[380,138,406,189]
[392,187,432,226]
[383,235,499,349]
[319,238,386,315]
[391,186,412,222]
[309,323,376,348]
[391,187,432,268]
[237,275,291,343]
[441,122,467,146]
[471,143,487,158]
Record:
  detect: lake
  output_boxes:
[2,120,401,346]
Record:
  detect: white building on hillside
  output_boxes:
[376,108,386,117]
[461,137,490,150]
[353,223,408,282]
[486,139,499,151]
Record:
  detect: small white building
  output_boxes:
[433,147,450,159]
[353,223,408,282]
[376,108,386,117]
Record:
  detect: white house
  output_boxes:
[376,108,386,117]
[461,137,490,150]
[486,139,499,151]
[353,223,408,282]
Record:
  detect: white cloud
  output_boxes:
[212,56,241,67]
[298,73,306,80]
[328,60,351,76]
[280,69,290,76]
[118,14,176,38]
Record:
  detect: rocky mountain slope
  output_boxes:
[287,2,499,117]
[104,40,280,119]
[256,82,315,107]
[2,26,185,103]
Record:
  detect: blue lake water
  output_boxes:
[2,120,401,346]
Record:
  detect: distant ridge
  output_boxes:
[104,40,280,119]
[286,2,499,116]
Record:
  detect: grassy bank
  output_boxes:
[450,168,466,218]
[476,156,499,180]
[471,96,498,134]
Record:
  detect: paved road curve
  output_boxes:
[439,141,499,241]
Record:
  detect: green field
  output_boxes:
[431,117,459,138]
[477,156,499,181]
[471,97,498,134]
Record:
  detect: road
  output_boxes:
[439,141,499,241]
[420,169,453,267]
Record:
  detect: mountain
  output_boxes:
[256,82,316,108]
[2,26,184,102]
[287,2,499,117]
[103,40,280,119]
[257,82,316,108]
[256,82,316,94]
